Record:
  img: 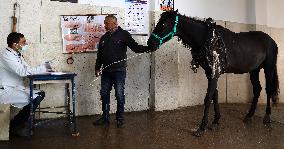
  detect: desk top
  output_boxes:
[27,72,77,81]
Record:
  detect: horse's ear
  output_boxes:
[175,9,179,13]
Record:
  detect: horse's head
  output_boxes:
[147,10,179,51]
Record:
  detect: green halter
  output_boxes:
[151,15,179,48]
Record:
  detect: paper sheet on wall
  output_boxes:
[78,0,124,7]
[125,0,149,35]
[60,15,107,53]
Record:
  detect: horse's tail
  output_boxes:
[272,65,280,104]
[271,42,279,104]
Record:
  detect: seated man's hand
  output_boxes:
[47,69,54,72]
[45,61,55,72]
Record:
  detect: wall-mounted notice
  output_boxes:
[60,15,107,53]
[159,0,174,11]
[125,0,149,35]
[78,0,124,7]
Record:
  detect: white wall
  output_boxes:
[174,0,255,24]
[255,0,267,26]
[78,0,125,8]
[78,0,156,11]
[267,0,284,28]
[79,0,284,28]
[79,0,257,25]
[152,0,284,28]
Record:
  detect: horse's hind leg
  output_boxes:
[263,39,279,124]
[194,78,217,137]
[263,66,276,124]
[243,68,262,123]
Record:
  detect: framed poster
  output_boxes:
[60,15,107,53]
[159,0,174,11]
[125,0,149,35]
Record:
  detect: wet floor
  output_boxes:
[1,103,284,149]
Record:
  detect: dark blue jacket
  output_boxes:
[95,26,148,72]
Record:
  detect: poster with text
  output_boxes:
[61,15,107,53]
[125,0,149,35]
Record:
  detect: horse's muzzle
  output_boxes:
[147,36,159,51]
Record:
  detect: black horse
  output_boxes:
[147,10,279,137]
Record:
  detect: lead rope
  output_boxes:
[89,49,152,86]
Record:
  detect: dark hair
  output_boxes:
[105,15,117,22]
[7,32,24,47]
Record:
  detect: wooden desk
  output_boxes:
[27,72,79,137]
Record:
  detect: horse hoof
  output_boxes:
[243,116,252,123]
[193,129,204,137]
[208,123,219,131]
[272,95,279,105]
[263,115,271,124]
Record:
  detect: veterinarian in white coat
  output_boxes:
[0,46,48,107]
[0,41,52,108]
[0,32,53,137]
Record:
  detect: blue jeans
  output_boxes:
[100,71,126,120]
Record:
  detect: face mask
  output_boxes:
[20,45,29,52]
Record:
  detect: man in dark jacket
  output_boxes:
[94,15,150,128]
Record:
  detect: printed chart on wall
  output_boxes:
[60,15,107,53]
[125,0,149,35]
[159,0,174,11]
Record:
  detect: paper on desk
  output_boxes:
[50,72,66,75]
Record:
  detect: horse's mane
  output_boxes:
[162,11,228,78]
[176,13,209,49]
[161,11,206,24]
[160,11,227,50]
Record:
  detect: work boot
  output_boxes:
[10,122,30,137]
[93,116,110,126]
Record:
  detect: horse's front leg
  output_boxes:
[208,89,221,131]
[194,78,218,137]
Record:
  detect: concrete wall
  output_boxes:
[1,0,284,114]
[267,0,284,28]
[79,0,284,28]
[174,0,256,25]
[0,0,151,116]
[78,0,124,8]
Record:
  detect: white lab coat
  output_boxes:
[0,47,47,108]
